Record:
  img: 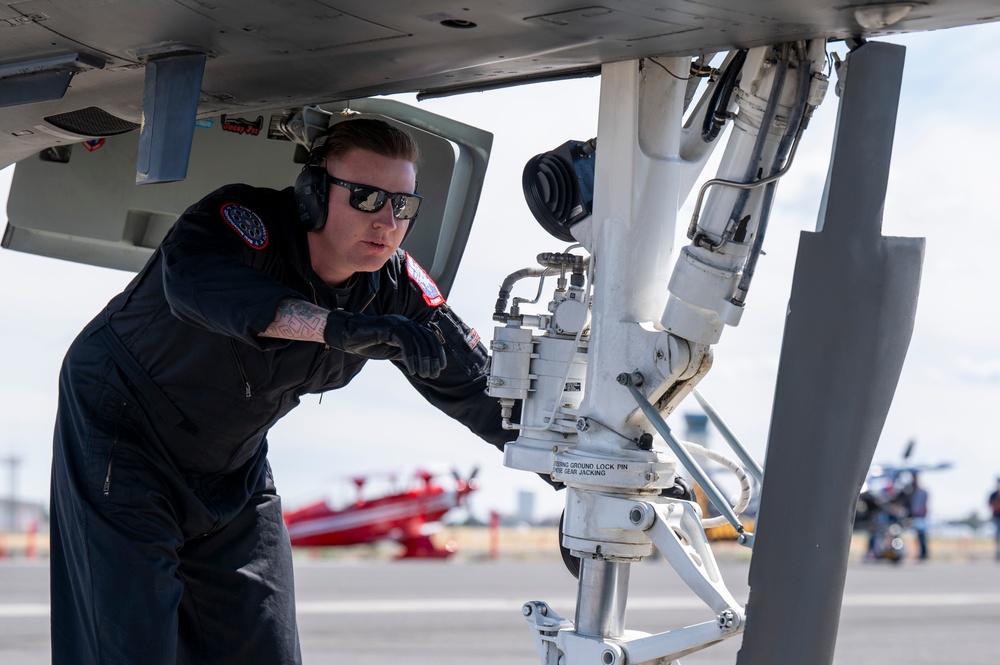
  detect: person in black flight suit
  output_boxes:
[49,118,511,665]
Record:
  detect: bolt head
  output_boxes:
[717,609,736,628]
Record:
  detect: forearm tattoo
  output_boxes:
[261,298,327,341]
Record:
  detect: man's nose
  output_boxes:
[371,205,399,229]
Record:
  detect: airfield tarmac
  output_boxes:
[2,549,999,664]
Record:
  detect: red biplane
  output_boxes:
[283,468,479,558]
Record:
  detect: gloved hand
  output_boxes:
[324,310,446,379]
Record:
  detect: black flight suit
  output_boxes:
[49,184,508,665]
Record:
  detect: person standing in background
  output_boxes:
[989,478,1000,561]
[907,473,929,561]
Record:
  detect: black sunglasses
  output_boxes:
[329,176,422,221]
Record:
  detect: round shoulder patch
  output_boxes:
[405,252,445,307]
[220,202,269,249]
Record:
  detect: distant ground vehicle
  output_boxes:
[866,506,908,564]
[855,440,950,563]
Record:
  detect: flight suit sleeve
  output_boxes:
[159,186,304,348]
[388,252,512,452]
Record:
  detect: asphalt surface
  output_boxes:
[3,556,1000,664]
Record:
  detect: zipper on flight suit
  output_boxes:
[103,398,128,496]
[309,279,378,347]
[229,338,253,397]
[305,276,378,404]
[307,282,331,350]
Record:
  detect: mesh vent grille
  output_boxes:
[44,106,139,136]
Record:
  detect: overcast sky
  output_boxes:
[2,22,1000,528]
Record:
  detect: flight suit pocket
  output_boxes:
[85,387,132,503]
[430,306,488,379]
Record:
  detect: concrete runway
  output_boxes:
[3,556,1000,664]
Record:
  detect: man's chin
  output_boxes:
[360,256,395,274]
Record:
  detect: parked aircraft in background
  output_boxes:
[855,439,952,532]
[283,467,478,558]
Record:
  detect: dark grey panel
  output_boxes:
[136,53,206,184]
[736,41,924,665]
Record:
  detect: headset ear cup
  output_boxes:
[293,165,329,230]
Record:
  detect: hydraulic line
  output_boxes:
[620,373,747,537]
[684,442,752,529]
[735,50,814,303]
[702,49,748,142]
[494,267,554,319]
[727,49,789,236]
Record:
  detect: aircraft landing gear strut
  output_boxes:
[493,41,831,665]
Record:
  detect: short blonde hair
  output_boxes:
[317,118,419,167]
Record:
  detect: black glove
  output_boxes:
[324,310,446,379]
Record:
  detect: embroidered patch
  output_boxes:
[406,252,445,307]
[464,327,481,350]
[221,203,269,249]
